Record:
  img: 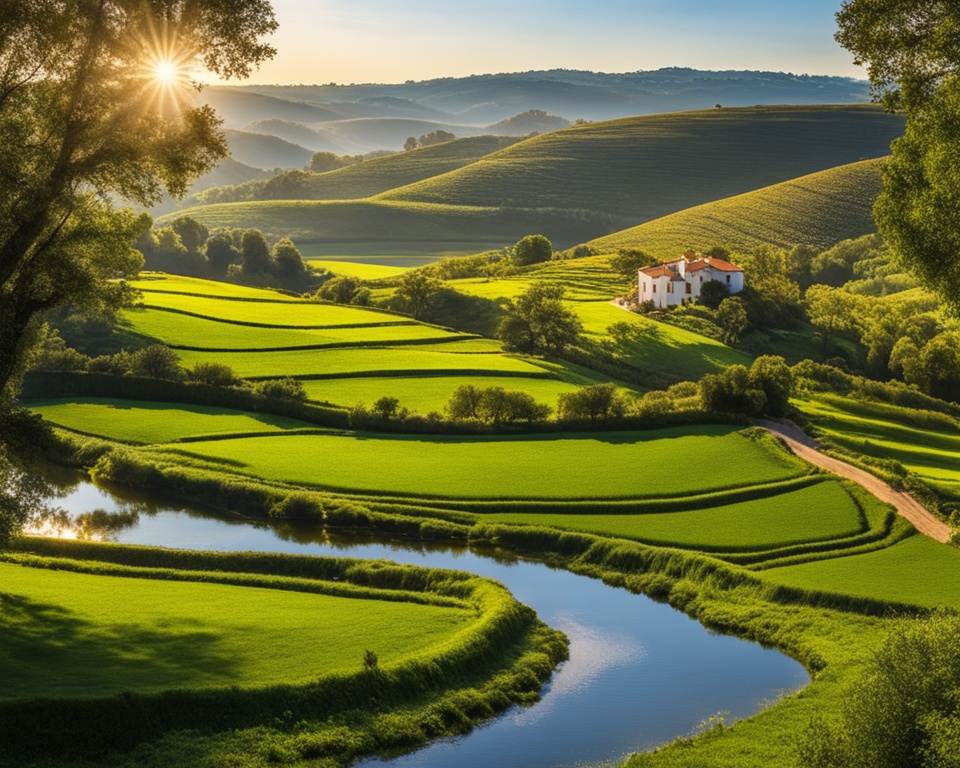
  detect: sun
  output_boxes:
[152,59,180,86]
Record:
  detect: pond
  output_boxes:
[43,475,808,768]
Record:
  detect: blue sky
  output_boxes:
[230,0,862,85]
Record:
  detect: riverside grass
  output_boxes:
[0,538,567,768]
[55,423,960,768]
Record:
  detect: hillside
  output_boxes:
[167,107,903,252]
[586,158,886,258]
[376,106,903,229]
[196,136,524,205]
[222,130,314,170]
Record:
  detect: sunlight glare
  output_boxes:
[153,59,179,85]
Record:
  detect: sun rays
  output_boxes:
[133,13,197,116]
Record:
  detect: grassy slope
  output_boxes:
[160,107,903,250]
[586,158,885,259]
[377,106,902,225]
[154,427,802,499]
[0,560,469,699]
[483,479,863,549]
[291,136,522,200]
[29,399,315,443]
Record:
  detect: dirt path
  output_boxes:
[755,419,953,544]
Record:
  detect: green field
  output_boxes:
[586,159,885,260]
[29,399,315,443]
[159,427,804,499]
[482,480,863,550]
[301,374,590,413]
[761,534,960,609]
[123,307,469,350]
[796,394,960,495]
[0,559,470,699]
[307,260,413,279]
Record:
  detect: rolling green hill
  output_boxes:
[585,158,885,259]
[168,106,902,251]
[376,106,903,228]
[223,129,314,170]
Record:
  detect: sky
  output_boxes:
[219,0,864,86]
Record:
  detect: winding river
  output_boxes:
[47,477,808,768]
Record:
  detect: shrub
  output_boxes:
[189,362,241,387]
[511,234,553,266]
[557,383,627,423]
[249,378,307,402]
[128,345,185,381]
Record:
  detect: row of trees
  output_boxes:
[136,216,315,291]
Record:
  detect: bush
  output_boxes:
[248,378,307,402]
[557,383,627,423]
[189,362,241,387]
[128,345,185,381]
[511,235,553,266]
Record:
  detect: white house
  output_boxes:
[638,251,744,309]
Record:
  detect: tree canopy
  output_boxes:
[0,0,277,405]
[836,1,960,310]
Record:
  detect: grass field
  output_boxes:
[760,534,960,609]
[585,159,885,260]
[123,307,469,350]
[482,480,863,550]
[158,427,805,499]
[301,374,589,413]
[0,559,470,699]
[307,260,413,279]
[796,394,960,496]
[29,399,315,443]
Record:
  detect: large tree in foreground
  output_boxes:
[0,0,277,405]
[836,1,960,310]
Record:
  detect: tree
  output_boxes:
[446,384,484,420]
[272,237,307,285]
[393,271,443,320]
[716,296,749,345]
[241,229,273,275]
[748,356,793,417]
[418,129,455,147]
[609,248,656,280]
[798,610,960,768]
[557,383,627,423]
[498,282,583,357]
[308,151,347,173]
[698,280,731,310]
[170,217,209,257]
[371,396,401,420]
[512,234,553,267]
[404,136,418,152]
[836,2,960,310]
[316,275,362,304]
[0,0,277,406]
[205,230,242,275]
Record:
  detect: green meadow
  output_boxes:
[483,479,863,550]
[123,307,469,350]
[0,559,470,699]
[155,427,804,499]
[796,394,960,495]
[28,399,315,443]
[307,260,413,279]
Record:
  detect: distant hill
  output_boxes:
[238,68,872,125]
[193,135,524,206]
[585,158,886,258]
[167,106,902,251]
[377,105,903,230]
[488,110,571,135]
[222,130,314,170]
[308,118,481,154]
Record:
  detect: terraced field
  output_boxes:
[796,393,960,499]
[126,275,612,411]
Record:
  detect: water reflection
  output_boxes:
[39,472,809,768]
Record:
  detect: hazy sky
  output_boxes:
[223,0,862,85]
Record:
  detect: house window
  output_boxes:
[667,283,673,293]
[652,285,657,293]
[699,276,703,282]
[685,283,692,294]
[726,275,731,283]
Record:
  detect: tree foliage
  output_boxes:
[0,0,277,404]
[557,383,627,423]
[799,610,960,768]
[836,1,960,310]
[498,282,582,356]
[512,234,553,267]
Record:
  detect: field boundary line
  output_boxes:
[756,419,952,544]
